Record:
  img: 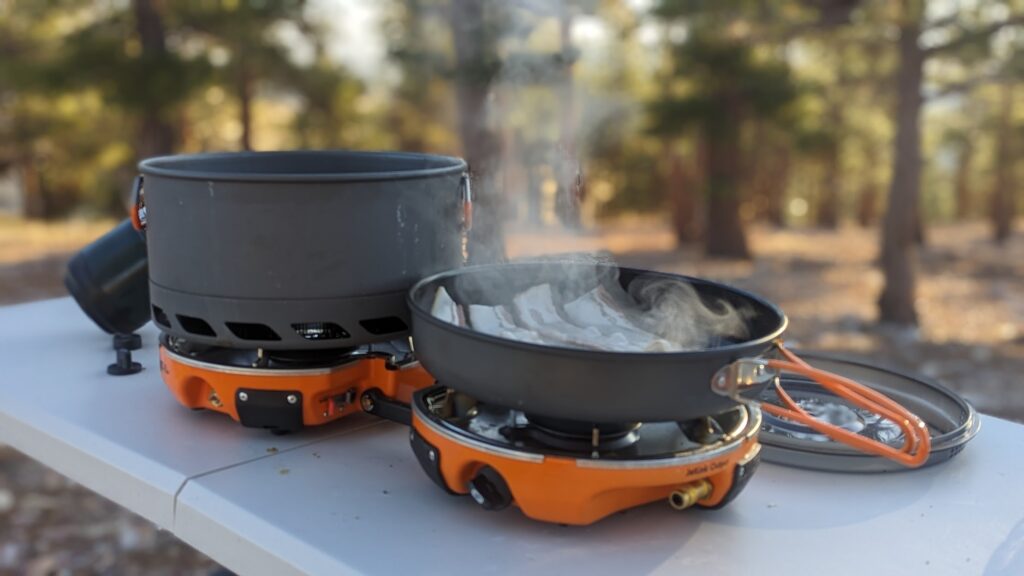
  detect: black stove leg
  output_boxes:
[700,452,762,510]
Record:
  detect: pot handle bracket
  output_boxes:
[459,171,473,233]
[711,358,775,405]
[713,341,932,468]
[129,175,147,236]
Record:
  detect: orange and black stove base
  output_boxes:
[158,336,434,433]
[409,385,763,526]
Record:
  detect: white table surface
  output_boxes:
[1,297,1022,576]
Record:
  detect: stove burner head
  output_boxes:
[516,415,642,453]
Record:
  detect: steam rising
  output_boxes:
[627,277,751,349]
[420,8,754,352]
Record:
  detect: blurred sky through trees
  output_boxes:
[0,0,1022,328]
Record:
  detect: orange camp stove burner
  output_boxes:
[409,385,762,526]
[159,336,434,433]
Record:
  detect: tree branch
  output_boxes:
[927,72,1005,100]
[924,14,1024,57]
[923,13,960,31]
[505,0,559,16]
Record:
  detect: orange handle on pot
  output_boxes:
[129,175,147,233]
[459,172,473,233]
[714,342,931,468]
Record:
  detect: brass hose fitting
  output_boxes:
[668,479,713,511]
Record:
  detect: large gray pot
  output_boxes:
[139,150,467,350]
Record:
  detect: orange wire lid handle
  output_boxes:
[712,342,931,468]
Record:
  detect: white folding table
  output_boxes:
[1,297,1022,576]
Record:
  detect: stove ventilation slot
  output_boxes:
[226,322,281,341]
[176,314,216,337]
[359,316,409,335]
[292,322,350,341]
[152,306,172,329]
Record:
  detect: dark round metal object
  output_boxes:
[407,262,788,423]
[758,351,980,472]
[468,466,513,511]
[140,150,467,350]
[523,415,641,452]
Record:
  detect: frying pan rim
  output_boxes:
[407,262,789,359]
[139,150,467,183]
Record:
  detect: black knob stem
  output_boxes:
[107,347,142,376]
[113,333,142,351]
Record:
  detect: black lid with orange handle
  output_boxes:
[757,350,979,472]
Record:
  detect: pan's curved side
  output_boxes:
[407,264,787,423]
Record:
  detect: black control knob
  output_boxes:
[467,466,512,511]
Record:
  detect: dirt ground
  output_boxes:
[0,216,1021,574]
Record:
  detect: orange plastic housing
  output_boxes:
[159,346,434,427]
[412,411,761,526]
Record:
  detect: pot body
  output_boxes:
[408,262,788,423]
[142,150,466,349]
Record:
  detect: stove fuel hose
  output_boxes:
[761,343,931,468]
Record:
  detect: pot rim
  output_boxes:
[139,150,467,183]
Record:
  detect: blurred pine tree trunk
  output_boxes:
[704,114,750,259]
[816,42,848,230]
[878,9,923,325]
[450,0,504,263]
[992,81,1015,244]
[238,61,254,151]
[751,130,789,229]
[20,163,47,220]
[664,143,701,243]
[763,149,790,228]
[816,143,840,229]
[954,139,974,220]
[857,180,879,227]
[132,0,176,159]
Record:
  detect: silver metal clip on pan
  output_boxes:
[711,358,777,406]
